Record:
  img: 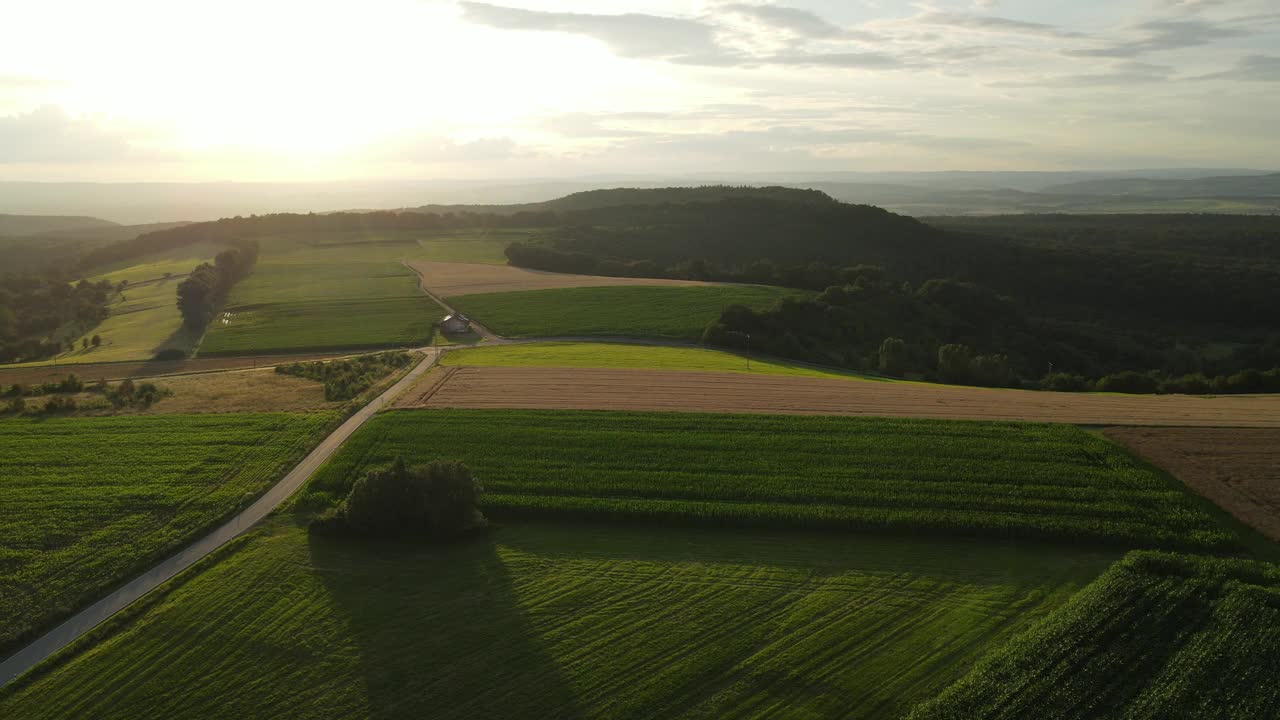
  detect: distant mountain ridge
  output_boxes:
[407,185,835,215]
[1044,173,1280,198]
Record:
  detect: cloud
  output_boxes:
[0,105,145,163]
[989,62,1173,88]
[1196,54,1280,81]
[1069,19,1247,57]
[459,2,721,60]
[720,4,845,39]
[913,11,1083,39]
[756,51,905,69]
[380,134,525,163]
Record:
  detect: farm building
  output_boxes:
[440,313,472,334]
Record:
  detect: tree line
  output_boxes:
[175,241,259,331]
[702,266,1280,392]
[0,273,116,363]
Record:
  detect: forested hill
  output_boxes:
[0,214,118,236]
[406,185,834,216]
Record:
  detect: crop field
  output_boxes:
[409,260,726,297]
[395,366,1280,427]
[0,412,333,655]
[199,258,439,356]
[440,341,890,381]
[0,522,1115,719]
[1107,427,1280,542]
[448,285,801,340]
[305,409,1239,550]
[910,551,1280,719]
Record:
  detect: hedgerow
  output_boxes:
[275,351,413,400]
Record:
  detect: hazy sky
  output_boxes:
[2,0,1278,181]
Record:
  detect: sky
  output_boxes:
[2,0,1278,181]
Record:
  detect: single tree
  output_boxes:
[91,335,102,347]
[878,337,908,376]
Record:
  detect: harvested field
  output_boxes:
[394,366,1280,427]
[408,260,722,297]
[1106,428,1280,541]
[0,352,348,387]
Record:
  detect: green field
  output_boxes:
[449,285,802,340]
[197,231,522,355]
[304,410,1237,551]
[911,551,1280,719]
[199,257,439,356]
[441,341,891,381]
[0,412,333,655]
[0,521,1115,719]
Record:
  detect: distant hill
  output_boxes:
[1045,173,1280,199]
[407,185,836,215]
[0,221,192,273]
[0,214,118,237]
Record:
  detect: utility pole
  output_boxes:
[746,333,751,372]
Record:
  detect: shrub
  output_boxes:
[1041,372,1089,392]
[314,456,485,540]
[1096,371,1160,394]
[937,344,972,384]
[42,396,77,413]
[5,396,24,414]
[1161,373,1212,395]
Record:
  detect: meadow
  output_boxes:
[448,285,802,340]
[910,551,1280,719]
[440,341,891,381]
[0,521,1115,719]
[0,412,333,655]
[198,255,438,355]
[304,409,1240,551]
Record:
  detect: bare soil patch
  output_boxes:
[407,260,722,297]
[392,366,1280,427]
[0,352,349,387]
[1106,427,1280,542]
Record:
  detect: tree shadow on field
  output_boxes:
[309,531,585,720]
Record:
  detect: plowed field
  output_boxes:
[1106,427,1280,541]
[394,366,1280,427]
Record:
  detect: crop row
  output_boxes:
[305,409,1239,551]
[909,552,1280,719]
[0,411,334,655]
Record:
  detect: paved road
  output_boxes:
[0,349,439,688]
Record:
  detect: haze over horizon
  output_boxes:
[4,0,1280,183]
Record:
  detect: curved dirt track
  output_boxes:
[394,366,1280,427]
[406,260,723,297]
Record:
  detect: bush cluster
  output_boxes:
[311,457,485,540]
[275,351,413,400]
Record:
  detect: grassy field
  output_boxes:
[911,551,1280,719]
[0,521,1115,719]
[449,285,802,340]
[197,230,524,355]
[304,410,1239,551]
[0,412,333,655]
[25,243,224,365]
[198,259,439,356]
[441,341,891,381]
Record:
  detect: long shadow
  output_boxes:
[309,531,585,720]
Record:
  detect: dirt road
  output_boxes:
[394,365,1280,427]
[0,349,438,688]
